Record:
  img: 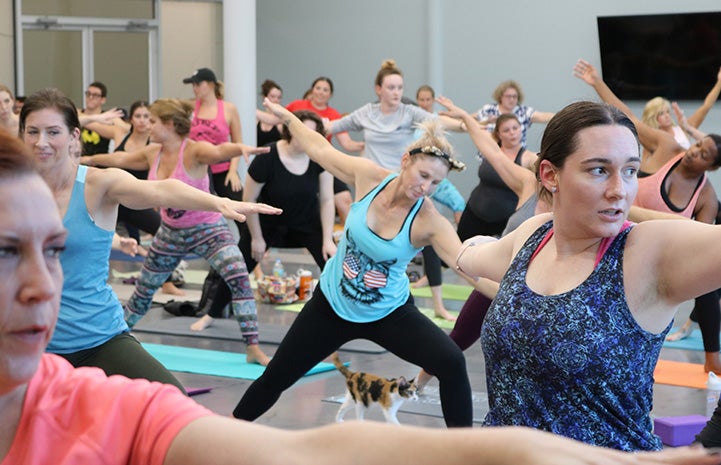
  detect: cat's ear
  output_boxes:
[398,376,410,388]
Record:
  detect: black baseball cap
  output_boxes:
[182,68,217,84]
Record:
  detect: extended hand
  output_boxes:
[572,59,600,85]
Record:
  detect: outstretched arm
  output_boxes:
[573,59,670,155]
[98,168,282,225]
[191,140,270,167]
[672,102,707,142]
[686,66,721,128]
[437,96,537,207]
[263,97,384,190]
[164,415,721,465]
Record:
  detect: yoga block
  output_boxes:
[654,415,707,446]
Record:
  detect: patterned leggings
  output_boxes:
[124,220,259,345]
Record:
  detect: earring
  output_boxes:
[550,186,557,193]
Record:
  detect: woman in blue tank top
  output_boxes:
[232,97,474,428]
[18,88,280,389]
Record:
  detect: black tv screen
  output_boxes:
[597,11,721,101]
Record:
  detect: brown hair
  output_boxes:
[280,110,326,142]
[149,99,194,136]
[492,113,521,145]
[0,127,38,178]
[19,88,80,135]
[375,59,403,87]
[535,101,638,203]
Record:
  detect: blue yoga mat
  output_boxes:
[663,329,705,351]
[142,342,336,379]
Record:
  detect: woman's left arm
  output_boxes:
[102,168,281,224]
[318,171,337,260]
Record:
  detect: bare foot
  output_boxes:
[665,320,693,341]
[415,369,433,395]
[246,344,271,366]
[190,314,214,331]
[434,307,457,322]
[162,282,186,296]
[411,275,429,288]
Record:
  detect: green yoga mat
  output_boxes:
[410,284,473,301]
[273,303,457,330]
[663,328,705,352]
[141,342,336,380]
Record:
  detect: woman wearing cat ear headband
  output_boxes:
[233,97,474,428]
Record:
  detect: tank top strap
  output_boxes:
[530,220,634,268]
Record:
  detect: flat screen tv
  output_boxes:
[597,11,721,100]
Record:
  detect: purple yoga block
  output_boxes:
[654,415,708,446]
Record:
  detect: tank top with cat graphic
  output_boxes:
[481,220,669,451]
[321,173,424,323]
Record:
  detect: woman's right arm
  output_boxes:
[263,98,382,188]
[438,96,537,207]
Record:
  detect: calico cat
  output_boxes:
[332,353,418,424]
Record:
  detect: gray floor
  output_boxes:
[112,247,708,431]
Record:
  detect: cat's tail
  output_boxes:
[331,352,352,378]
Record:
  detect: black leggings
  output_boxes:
[232,289,472,427]
[689,290,721,353]
[117,205,161,242]
[456,207,507,242]
[211,170,244,232]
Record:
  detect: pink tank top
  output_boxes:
[148,139,223,228]
[634,153,705,219]
[189,99,231,174]
[530,220,633,268]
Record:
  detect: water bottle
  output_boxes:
[706,372,721,417]
[272,258,285,278]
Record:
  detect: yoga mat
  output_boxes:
[410,284,473,302]
[132,316,387,354]
[112,282,202,305]
[654,360,708,389]
[273,303,457,330]
[141,342,336,379]
[322,386,488,424]
[663,329,706,352]
[187,387,213,396]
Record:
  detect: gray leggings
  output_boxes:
[59,332,186,393]
[124,219,259,344]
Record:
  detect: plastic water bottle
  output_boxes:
[272,258,285,278]
[706,372,721,417]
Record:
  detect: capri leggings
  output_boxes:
[59,332,186,393]
[232,288,472,427]
[124,219,259,344]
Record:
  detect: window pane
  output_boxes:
[22,0,155,19]
[93,31,150,110]
[22,29,83,104]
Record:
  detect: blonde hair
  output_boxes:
[641,96,672,129]
[149,99,194,136]
[375,59,403,87]
[491,80,524,105]
[407,120,465,172]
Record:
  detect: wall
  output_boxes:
[256,0,721,194]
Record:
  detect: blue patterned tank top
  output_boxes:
[481,220,669,451]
